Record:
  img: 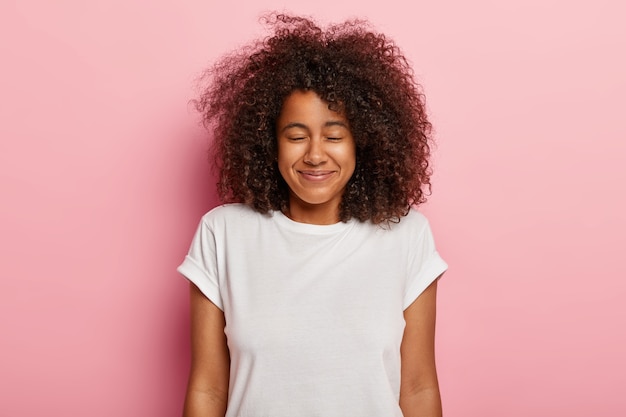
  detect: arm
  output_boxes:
[399,278,443,417]
[183,283,230,417]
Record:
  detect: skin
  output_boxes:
[276,90,356,225]
[184,285,229,417]
[183,90,442,417]
[400,279,443,417]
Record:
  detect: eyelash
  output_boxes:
[288,137,342,141]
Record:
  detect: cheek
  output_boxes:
[276,147,294,180]
[277,162,289,180]
[276,147,290,169]
[341,144,357,172]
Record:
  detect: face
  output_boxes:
[276,90,356,224]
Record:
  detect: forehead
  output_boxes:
[277,90,348,126]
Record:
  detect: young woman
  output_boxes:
[178,14,448,417]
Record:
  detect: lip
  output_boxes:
[297,170,336,182]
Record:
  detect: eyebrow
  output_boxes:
[280,121,349,133]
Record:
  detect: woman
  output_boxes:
[178,14,448,417]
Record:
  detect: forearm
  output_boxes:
[400,280,442,417]
[399,386,442,417]
[183,387,228,417]
[185,285,230,417]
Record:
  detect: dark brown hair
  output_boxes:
[196,13,434,224]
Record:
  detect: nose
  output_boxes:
[303,137,326,166]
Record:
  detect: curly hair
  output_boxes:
[196,13,434,224]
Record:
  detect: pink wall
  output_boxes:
[1,1,624,415]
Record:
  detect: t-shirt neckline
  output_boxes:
[272,210,355,235]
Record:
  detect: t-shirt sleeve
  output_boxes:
[403,218,448,310]
[177,218,224,310]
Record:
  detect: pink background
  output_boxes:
[1,0,625,415]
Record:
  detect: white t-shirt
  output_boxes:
[178,203,447,417]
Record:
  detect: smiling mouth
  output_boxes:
[298,170,336,181]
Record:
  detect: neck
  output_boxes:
[284,201,341,225]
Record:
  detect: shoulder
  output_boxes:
[383,207,431,235]
[402,207,430,227]
[201,203,252,219]
[199,203,272,229]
